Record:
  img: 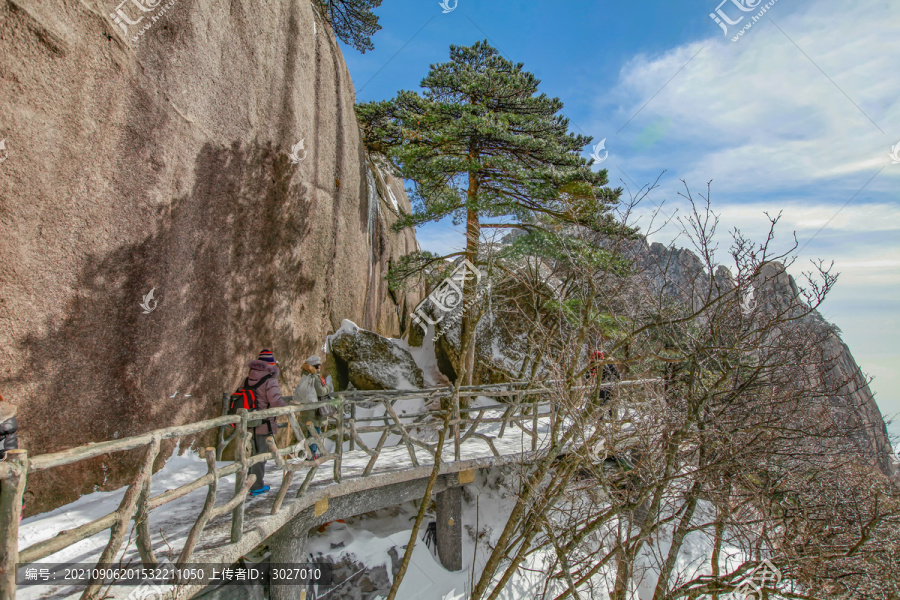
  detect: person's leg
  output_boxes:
[589,378,602,409]
[249,433,267,491]
[597,389,611,415]
[307,424,322,456]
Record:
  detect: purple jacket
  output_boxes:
[246,360,286,435]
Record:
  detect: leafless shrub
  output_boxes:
[468,184,899,600]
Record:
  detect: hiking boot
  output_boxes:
[250,485,270,496]
[306,451,321,462]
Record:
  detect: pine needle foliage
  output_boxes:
[356,40,627,245]
[315,0,382,53]
[358,40,630,385]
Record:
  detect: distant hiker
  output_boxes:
[599,351,621,392]
[589,351,620,412]
[294,355,334,460]
[242,349,286,496]
[586,350,600,380]
[0,393,18,460]
[588,350,619,380]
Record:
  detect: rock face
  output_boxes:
[638,242,897,480]
[329,320,424,391]
[0,0,421,512]
[363,156,424,336]
[754,263,898,479]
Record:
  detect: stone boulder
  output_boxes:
[407,260,548,385]
[430,305,530,385]
[307,546,401,600]
[329,321,424,390]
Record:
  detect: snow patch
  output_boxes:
[17,446,247,599]
[306,467,543,600]
[331,319,360,340]
[387,187,400,212]
[391,324,448,388]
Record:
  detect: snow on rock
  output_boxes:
[328,321,425,391]
[334,319,361,339]
[387,187,400,213]
[392,325,450,388]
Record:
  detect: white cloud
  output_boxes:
[634,200,900,239]
[594,0,900,424]
[603,0,900,193]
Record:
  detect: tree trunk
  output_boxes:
[386,414,450,600]
[470,419,586,600]
[459,201,479,386]
[710,490,730,600]
[652,486,700,600]
[611,543,632,600]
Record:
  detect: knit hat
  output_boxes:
[305,355,322,367]
[258,349,276,364]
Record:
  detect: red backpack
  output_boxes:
[228,374,273,430]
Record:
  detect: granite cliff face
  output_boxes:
[753,262,898,479]
[636,242,898,480]
[0,0,421,512]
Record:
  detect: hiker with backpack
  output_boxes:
[293,355,335,460]
[231,349,286,496]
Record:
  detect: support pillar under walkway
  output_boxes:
[258,469,474,597]
[435,486,462,571]
[269,519,309,600]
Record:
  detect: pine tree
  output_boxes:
[358,40,623,383]
[315,0,382,53]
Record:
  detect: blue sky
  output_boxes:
[339,0,900,438]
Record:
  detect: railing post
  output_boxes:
[176,448,218,567]
[348,402,356,451]
[549,390,557,434]
[230,409,249,543]
[217,392,229,460]
[453,393,461,461]
[334,398,344,483]
[0,449,28,600]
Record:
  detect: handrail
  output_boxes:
[28,378,658,473]
[29,415,240,472]
[2,378,663,600]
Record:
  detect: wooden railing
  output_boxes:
[0,379,659,600]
